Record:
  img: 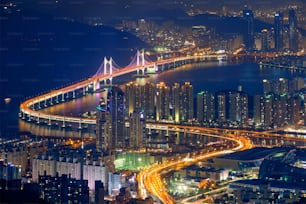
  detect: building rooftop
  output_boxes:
[230,179,306,191]
[219,147,293,161]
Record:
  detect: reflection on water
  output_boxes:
[19,119,96,138]
[41,92,102,116]
[19,94,100,138]
[18,62,305,138]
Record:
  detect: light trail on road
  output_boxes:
[137,131,253,203]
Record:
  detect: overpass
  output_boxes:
[137,126,253,203]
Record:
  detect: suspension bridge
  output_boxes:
[19,50,225,128]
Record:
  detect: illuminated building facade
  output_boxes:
[125,82,155,120]
[39,174,89,204]
[108,86,125,148]
[217,92,226,122]
[156,82,170,121]
[274,12,284,51]
[32,149,108,190]
[243,8,254,50]
[180,82,194,122]
[289,9,299,52]
[172,83,181,123]
[96,97,111,152]
[261,29,270,51]
[129,111,146,149]
[197,91,215,123]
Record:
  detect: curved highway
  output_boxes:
[137,131,253,203]
[17,50,304,203]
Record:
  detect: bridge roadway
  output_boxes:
[137,131,253,204]
[19,51,289,130]
[19,54,225,128]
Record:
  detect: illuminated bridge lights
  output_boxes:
[20,52,225,129]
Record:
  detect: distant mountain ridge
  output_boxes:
[0,9,148,98]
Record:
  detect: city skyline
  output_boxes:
[1,1,306,203]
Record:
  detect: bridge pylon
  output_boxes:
[93,57,118,91]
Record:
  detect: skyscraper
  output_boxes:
[142,83,155,119]
[172,83,181,123]
[273,94,287,128]
[156,82,170,121]
[253,94,264,124]
[96,96,111,152]
[263,79,272,95]
[125,82,140,115]
[129,111,146,149]
[217,92,226,122]
[108,86,125,148]
[125,82,155,120]
[228,91,241,122]
[228,91,248,124]
[288,96,300,124]
[288,9,299,52]
[261,29,270,51]
[240,93,249,125]
[278,78,288,95]
[180,82,194,122]
[263,94,273,128]
[274,12,284,51]
[243,8,254,51]
[197,91,215,123]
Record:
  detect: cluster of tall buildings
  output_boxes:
[243,7,300,52]
[254,77,306,129]
[197,91,249,126]
[197,77,305,129]
[32,148,108,191]
[96,82,194,152]
[96,77,305,151]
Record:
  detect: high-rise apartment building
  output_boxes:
[108,86,125,148]
[96,97,111,152]
[217,92,226,122]
[125,82,140,115]
[228,91,248,124]
[228,91,241,122]
[253,94,264,124]
[289,9,299,52]
[125,82,155,119]
[197,91,215,123]
[240,93,249,125]
[128,111,146,149]
[263,79,271,95]
[172,83,181,123]
[273,94,288,128]
[180,82,194,122]
[243,8,254,50]
[261,29,270,51]
[142,82,155,119]
[263,94,273,128]
[288,96,301,124]
[156,82,170,121]
[274,12,284,51]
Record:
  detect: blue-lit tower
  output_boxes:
[108,86,125,149]
[274,12,284,51]
[243,8,254,51]
[96,96,110,152]
[289,9,298,52]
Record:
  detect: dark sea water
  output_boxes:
[1,60,305,139]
